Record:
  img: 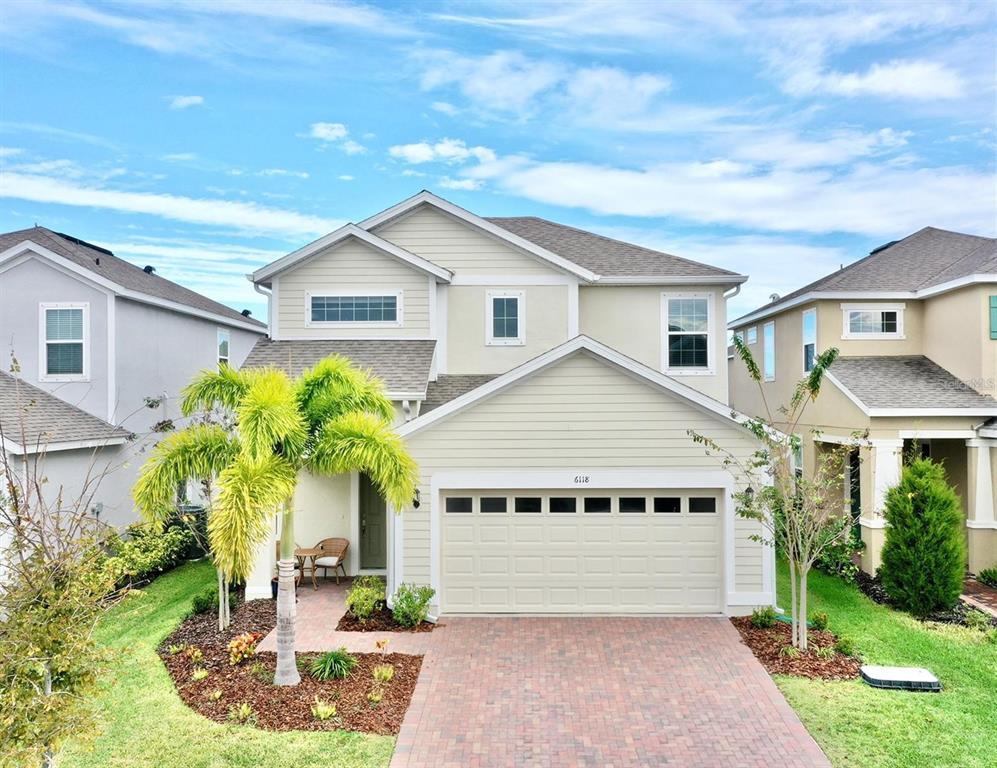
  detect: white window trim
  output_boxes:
[39,302,89,382]
[802,307,817,374]
[304,289,404,329]
[840,302,905,340]
[746,326,757,345]
[486,289,525,346]
[217,328,230,369]
[763,321,776,381]
[661,291,714,376]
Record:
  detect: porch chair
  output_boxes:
[313,537,349,584]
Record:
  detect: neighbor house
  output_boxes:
[728,227,997,576]
[243,190,775,617]
[0,227,266,526]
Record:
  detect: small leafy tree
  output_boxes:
[133,358,418,685]
[691,336,866,650]
[879,457,965,616]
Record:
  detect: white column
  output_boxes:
[966,438,996,526]
[245,517,277,601]
[871,438,904,517]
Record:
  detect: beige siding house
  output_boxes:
[729,227,997,576]
[244,191,772,616]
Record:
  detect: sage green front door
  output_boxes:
[359,473,387,569]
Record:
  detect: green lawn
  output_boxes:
[775,563,997,768]
[62,560,395,768]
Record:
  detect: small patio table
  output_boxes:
[294,547,323,590]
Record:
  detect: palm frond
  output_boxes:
[237,368,308,462]
[180,364,254,416]
[296,356,395,427]
[308,412,418,511]
[209,454,298,581]
[132,424,240,525]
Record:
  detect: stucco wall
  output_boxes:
[923,285,995,398]
[275,238,431,339]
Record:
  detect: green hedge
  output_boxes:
[101,526,195,588]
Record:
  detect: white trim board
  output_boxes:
[3,434,129,456]
[251,223,452,285]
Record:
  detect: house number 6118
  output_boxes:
[573,475,590,484]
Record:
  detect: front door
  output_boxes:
[359,473,387,569]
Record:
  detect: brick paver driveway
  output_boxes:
[392,617,829,768]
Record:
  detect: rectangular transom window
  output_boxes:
[309,293,399,324]
[763,321,776,381]
[689,497,717,514]
[514,497,541,514]
[486,290,524,345]
[445,497,472,514]
[583,497,611,514]
[217,329,230,369]
[654,497,681,513]
[480,497,507,514]
[41,304,87,380]
[802,308,817,373]
[841,304,904,339]
[663,294,711,371]
[619,497,646,514]
[549,497,577,514]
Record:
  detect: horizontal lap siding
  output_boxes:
[376,206,559,275]
[277,240,429,338]
[402,352,762,587]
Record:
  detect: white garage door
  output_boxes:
[441,488,723,614]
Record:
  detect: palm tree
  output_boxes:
[133,357,418,685]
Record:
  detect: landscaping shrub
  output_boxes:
[189,587,218,615]
[750,605,777,628]
[879,458,966,617]
[391,583,435,627]
[964,609,993,632]
[815,526,864,582]
[101,526,195,588]
[810,611,829,631]
[346,575,385,621]
[978,567,997,589]
[309,648,357,680]
[834,636,857,657]
[227,632,263,666]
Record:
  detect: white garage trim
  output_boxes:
[412,468,773,616]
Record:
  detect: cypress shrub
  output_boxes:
[879,458,966,616]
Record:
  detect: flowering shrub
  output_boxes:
[227,632,263,666]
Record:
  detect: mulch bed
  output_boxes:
[159,599,422,734]
[336,605,435,633]
[856,571,997,628]
[731,617,861,680]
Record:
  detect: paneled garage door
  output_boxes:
[441,488,723,614]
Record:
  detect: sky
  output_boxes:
[1,0,995,321]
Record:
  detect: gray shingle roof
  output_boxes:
[0,371,131,451]
[486,216,743,280]
[830,356,997,411]
[737,227,996,322]
[241,339,437,397]
[0,227,266,328]
[422,375,498,413]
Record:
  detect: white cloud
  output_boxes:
[464,153,996,237]
[309,122,348,141]
[731,128,911,169]
[0,146,23,157]
[340,139,366,155]
[162,152,198,162]
[337,174,354,181]
[169,95,204,109]
[401,169,425,177]
[0,172,337,237]
[810,60,966,100]
[389,138,496,165]
[564,66,671,120]
[431,101,459,116]
[259,168,309,178]
[439,177,482,191]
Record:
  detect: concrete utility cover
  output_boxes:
[861,665,941,692]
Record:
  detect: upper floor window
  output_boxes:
[486,290,524,346]
[217,329,230,369]
[663,293,712,373]
[763,321,776,381]
[746,326,757,345]
[990,296,997,340]
[40,303,88,381]
[306,292,402,327]
[841,303,904,339]
[802,308,817,372]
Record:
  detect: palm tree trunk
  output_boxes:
[274,499,300,686]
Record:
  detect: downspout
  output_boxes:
[253,282,272,335]
[723,284,741,300]
[401,400,412,422]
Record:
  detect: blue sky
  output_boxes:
[1,1,995,320]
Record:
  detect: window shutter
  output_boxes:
[991,296,997,340]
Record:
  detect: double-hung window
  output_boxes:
[663,293,712,373]
[841,303,904,339]
[989,296,997,340]
[307,292,401,327]
[40,303,87,381]
[802,308,817,372]
[486,290,524,345]
[746,326,757,345]
[763,321,776,381]
[217,329,230,369]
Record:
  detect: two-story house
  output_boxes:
[243,190,774,618]
[728,227,997,576]
[0,227,266,526]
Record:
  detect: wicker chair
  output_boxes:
[313,537,349,583]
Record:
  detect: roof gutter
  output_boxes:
[595,274,748,286]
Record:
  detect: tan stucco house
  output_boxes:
[728,227,997,576]
[243,191,774,617]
